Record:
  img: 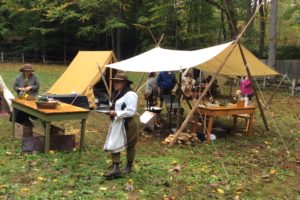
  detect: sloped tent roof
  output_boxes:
[48,51,117,106]
[0,75,15,112]
[106,41,279,76]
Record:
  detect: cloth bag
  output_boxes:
[103,118,127,153]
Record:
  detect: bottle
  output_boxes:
[244,96,249,107]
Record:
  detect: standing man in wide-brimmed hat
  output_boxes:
[103,72,139,179]
[13,63,40,97]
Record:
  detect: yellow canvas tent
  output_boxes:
[48,51,117,107]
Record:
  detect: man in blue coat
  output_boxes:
[156,71,176,107]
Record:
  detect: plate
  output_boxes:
[94,109,110,113]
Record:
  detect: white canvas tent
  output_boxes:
[106,40,279,76]
[0,75,14,112]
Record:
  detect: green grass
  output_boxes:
[0,63,300,199]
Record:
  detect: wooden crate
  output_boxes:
[14,123,33,139]
[22,134,75,152]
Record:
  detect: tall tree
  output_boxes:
[268,0,278,68]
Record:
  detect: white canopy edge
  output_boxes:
[106,41,234,72]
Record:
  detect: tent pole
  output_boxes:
[176,68,182,129]
[135,72,145,91]
[224,0,269,131]
[97,63,111,99]
[109,67,112,100]
[264,74,286,110]
[169,2,262,147]
[237,43,269,131]
[175,79,192,110]
[169,41,240,147]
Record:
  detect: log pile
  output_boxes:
[162,132,200,145]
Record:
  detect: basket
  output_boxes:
[35,101,58,109]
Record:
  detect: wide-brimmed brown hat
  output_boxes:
[110,72,133,84]
[20,63,34,72]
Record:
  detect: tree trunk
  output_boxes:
[258,0,266,57]
[224,0,237,39]
[116,4,122,60]
[268,0,278,68]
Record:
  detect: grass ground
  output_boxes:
[0,63,299,200]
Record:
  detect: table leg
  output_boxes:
[232,115,237,133]
[206,116,213,143]
[192,112,198,133]
[203,114,207,134]
[80,119,87,152]
[44,122,50,153]
[247,114,254,135]
[12,108,16,137]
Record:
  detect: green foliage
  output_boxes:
[0,0,298,59]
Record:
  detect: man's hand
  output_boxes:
[24,86,32,91]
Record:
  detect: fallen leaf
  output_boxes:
[169,165,182,172]
[217,188,224,194]
[37,176,45,181]
[270,169,277,174]
[233,195,240,200]
[0,184,7,189]
[187,186,193,191]
[5,151,12,156]
[20,188,30,193]
[99,187,107,191]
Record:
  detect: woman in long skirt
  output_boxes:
[103,72,139,179]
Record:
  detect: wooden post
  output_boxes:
[1,52,3,62]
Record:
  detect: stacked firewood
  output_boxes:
[162,132,200,145]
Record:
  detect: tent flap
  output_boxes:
[106,41,279,76]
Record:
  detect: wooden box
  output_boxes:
[14,123,33,139]
[22,134,75,152]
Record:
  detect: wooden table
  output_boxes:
[192,104,256,143]
[11,99,89,153]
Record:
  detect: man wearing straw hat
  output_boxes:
[13,63,40,97]
[103,72,139,179]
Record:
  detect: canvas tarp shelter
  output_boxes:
[0,75,14,112]
[106,41,279,76]
[48,51,117,106]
